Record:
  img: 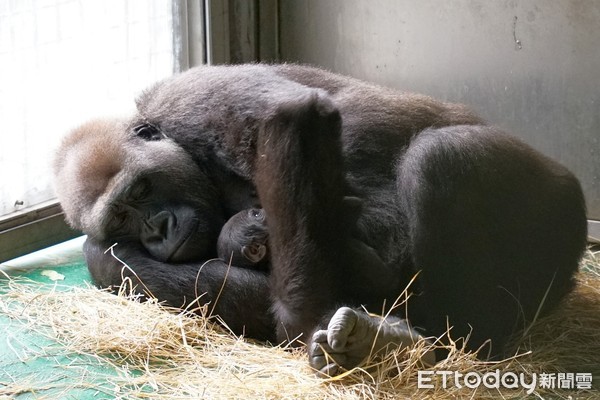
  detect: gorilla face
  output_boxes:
[54,119,224,262]
[103,172,223,262]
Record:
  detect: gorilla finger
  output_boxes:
[309,340,334,358]
[327,307,358,351]
[311,329,329,344]
[318,363,343,378]
[310,349,348,370]
[309,354,329,371]
[310,341,352,361]
[309,346,348,368]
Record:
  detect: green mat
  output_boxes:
[0,239,131,399]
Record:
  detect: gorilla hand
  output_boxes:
[309,307,436,376]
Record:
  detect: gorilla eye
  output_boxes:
[133,124,164,141]
[250,208,265,220]
[107,207,129,233]
[129,178,151,201]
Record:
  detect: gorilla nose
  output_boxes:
[148,211,176,236]
[140,211,178,261]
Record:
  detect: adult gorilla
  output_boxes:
[54,64,587,374]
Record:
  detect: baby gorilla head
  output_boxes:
[216,197,362,271]
[217,208,269,270]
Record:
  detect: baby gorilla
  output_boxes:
[216,197,364,271]
[217,208,269,270]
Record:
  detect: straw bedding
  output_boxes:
[1,249,599,399]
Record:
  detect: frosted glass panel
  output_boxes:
[0,0,175,216]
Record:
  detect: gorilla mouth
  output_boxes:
[169,218,198,263]
[168,217,213,263]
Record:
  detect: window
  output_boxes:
[0,0,176,216]
[0,0,201,262]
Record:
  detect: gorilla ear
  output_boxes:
[242,244,267,263]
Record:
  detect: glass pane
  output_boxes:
[0,0,175,216]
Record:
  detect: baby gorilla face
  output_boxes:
[217,208,269,270]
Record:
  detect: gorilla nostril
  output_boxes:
[148,211,175,239]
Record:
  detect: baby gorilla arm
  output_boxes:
[309,307,436,376]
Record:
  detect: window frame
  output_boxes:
[0,201,79,262]
[204,0,279,64]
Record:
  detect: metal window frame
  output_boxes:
[590,221,600,244]
[204,0,279,64]
[173,0,207,71]
[0,201,80,263]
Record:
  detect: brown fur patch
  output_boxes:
[54,119,127,230]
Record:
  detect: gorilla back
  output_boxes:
[54,64,587,363]
[397,124,587,357]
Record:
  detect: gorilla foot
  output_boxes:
[308,307,436,376]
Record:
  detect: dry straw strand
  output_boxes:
[0,248,599,399]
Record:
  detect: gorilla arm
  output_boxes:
[83,238,276,342]
[252,87,436,374]
[253,91,349,343]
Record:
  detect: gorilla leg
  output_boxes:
[309,124,586,374]
[397,125,587,358]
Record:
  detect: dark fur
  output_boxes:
[216,198,366,271]
[54,64,587,359]
[217,208,270,270]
